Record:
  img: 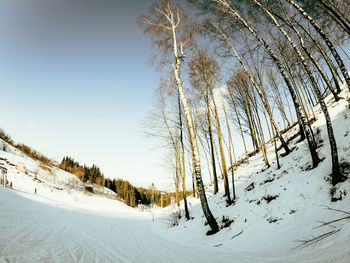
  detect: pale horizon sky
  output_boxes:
[0,0,179,190]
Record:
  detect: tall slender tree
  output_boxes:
[211,0,321,168]
[140,0,218,232]
[285,0,350,91]
[253,0,344,185]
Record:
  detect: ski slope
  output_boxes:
[1,89,350,262]
[0,186,244,263]
[0,140,237,263]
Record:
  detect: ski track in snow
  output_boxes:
[0,187,241,263]
[2,85,350,262]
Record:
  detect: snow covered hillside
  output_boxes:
[1,88,350,262]
[151,87,350,263]
[0,140,116,200]
[0,143,234,262]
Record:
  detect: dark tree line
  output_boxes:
[104,177,190,208]
[60,156,104,184]
[61,156,186,208]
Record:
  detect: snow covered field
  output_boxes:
[1,187,234,263]
[1,88,350,262]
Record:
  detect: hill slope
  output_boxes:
[1,88,350,262]
[0,138,117,202]
[150,87,350,262]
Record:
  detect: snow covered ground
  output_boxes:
[1,88,350,262]
[151,87,350,262]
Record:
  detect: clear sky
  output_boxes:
[0,0,177,189]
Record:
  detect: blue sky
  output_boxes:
[0,0,176,189]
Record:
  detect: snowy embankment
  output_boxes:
[151,87,350,263]
[1,87,350,262]
[0,157,233,262]
[0,142,227,262]
[0,140,116,208]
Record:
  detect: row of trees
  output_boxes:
[60,156,104,185]
[1,129,186,208]
[104,178,142,207]
[0,128,54,166]
[1,131,184,208]
[104,177,189,207]
[140,0,350,233]
[61,156,185,208]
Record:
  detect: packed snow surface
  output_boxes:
[1,88,350,262]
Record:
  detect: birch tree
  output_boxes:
[189,50,232,204]
[140,0,219,232]
[206,20,291,157]
[284,0,350,91]
[189,54,220,194]
[210,0,321,168]
[252,0,344,185]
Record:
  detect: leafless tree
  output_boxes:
[140,0,218,232]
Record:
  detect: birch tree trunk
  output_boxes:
[231,96,249,163]
[318,0,350,35]
[253,0,342,183]
[206,93,219,194]
[273,9,340,101]
[294,17,342,94]
[215,0,320,167]
[271,119,281,169]
[205,63,231,204]
[210,21,291,155]
[174,58,218,230]
[285,0,350,91]
[218,86,236,201]
[140,1,219,231]
[177,89,190,220]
